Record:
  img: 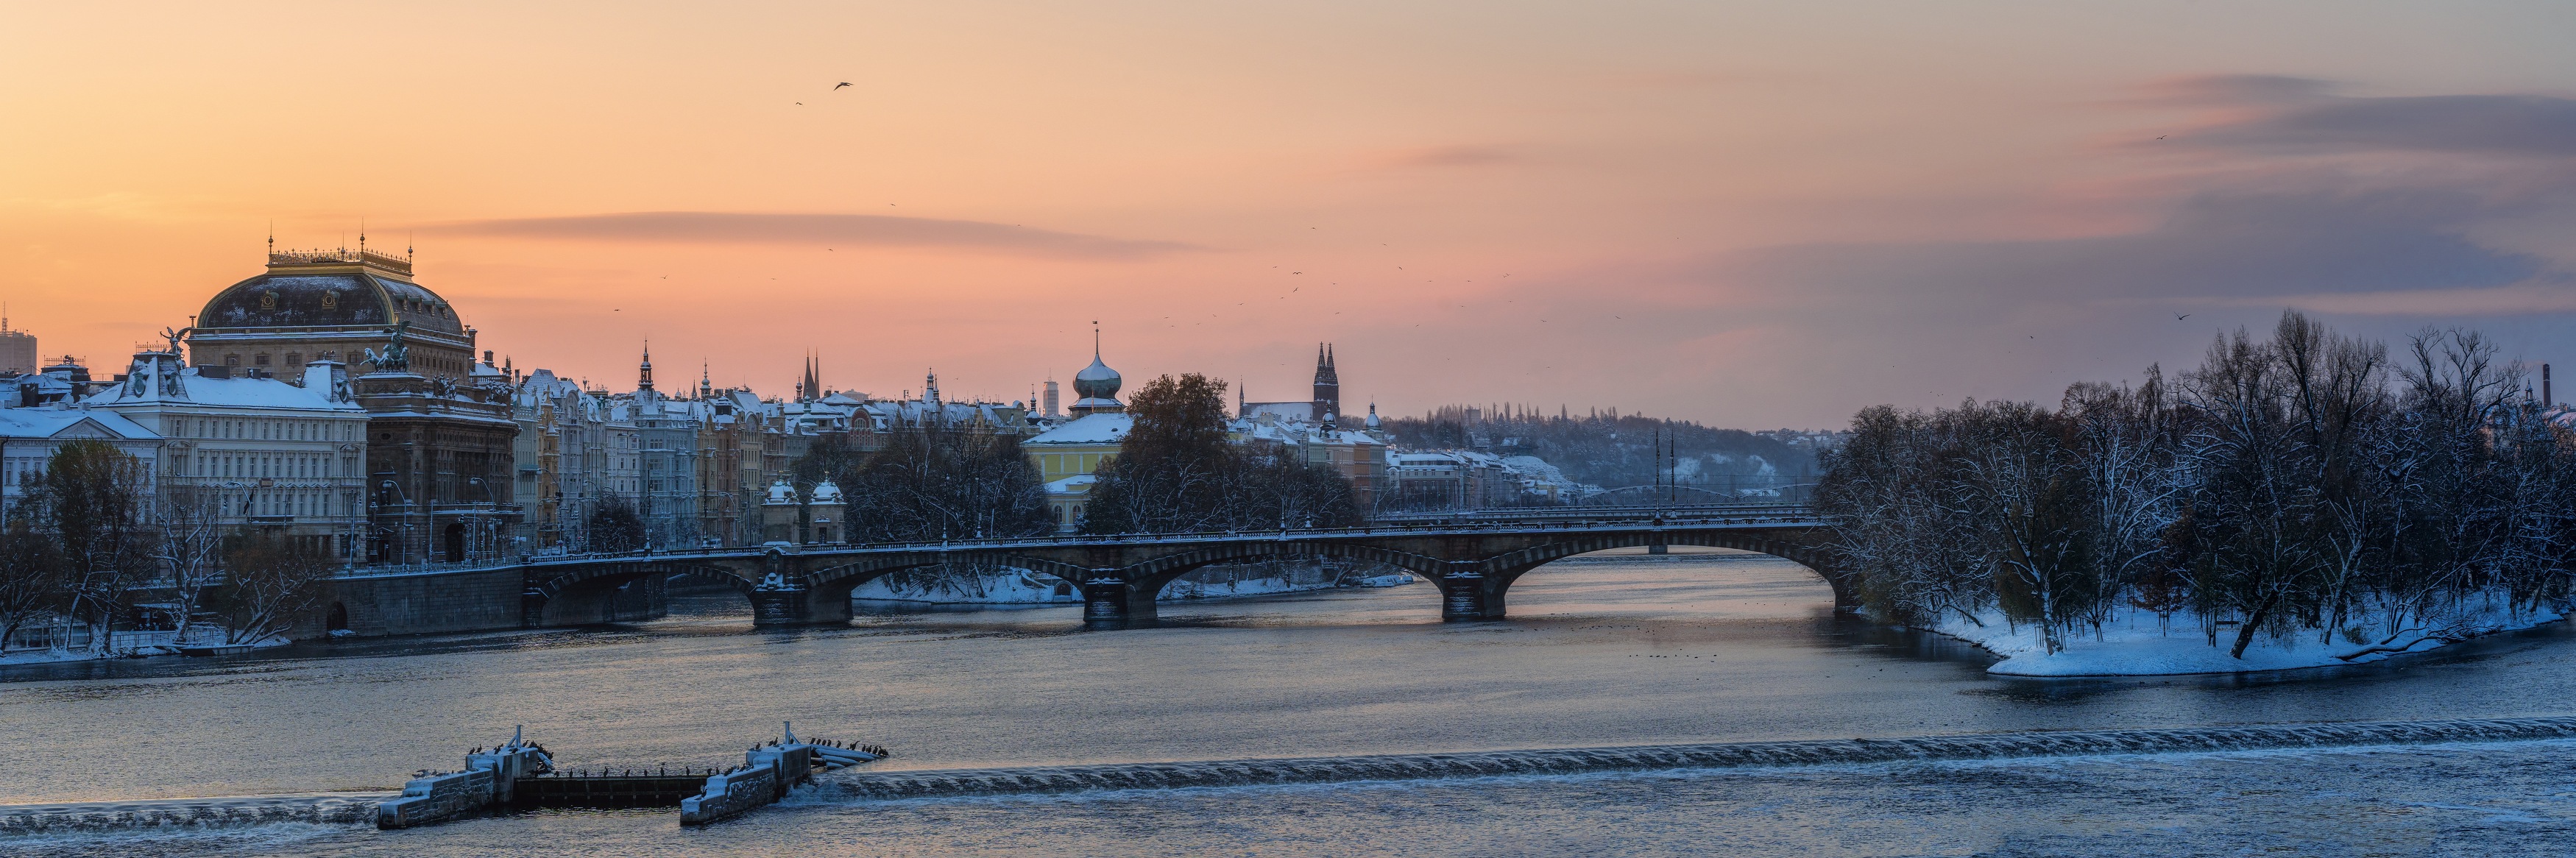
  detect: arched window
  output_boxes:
[224,355,240,366]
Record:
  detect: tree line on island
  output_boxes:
[1816,311,2576,659]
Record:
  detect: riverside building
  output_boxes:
[88,348,371,557]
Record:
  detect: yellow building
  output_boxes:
[1022,413,1130,531]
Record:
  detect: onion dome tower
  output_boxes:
[1071,322,1124,416]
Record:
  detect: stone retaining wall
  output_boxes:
[292,567,671,640]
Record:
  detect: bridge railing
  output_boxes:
[511,506,1822,567]
[336,560,522,578]
[1367,503,1809,524]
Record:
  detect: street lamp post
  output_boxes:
[466,477,500,564]
[378,479,414,564]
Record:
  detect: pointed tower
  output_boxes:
[802,352,821,403]
[1311,342,1340,424]
[699,360,712,400]
[637,341,655,392]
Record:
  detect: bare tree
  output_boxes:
[18,440,158,653]
[155,483,230,642]
[210,532,332,645]
[1823,310,2576,662]
[0,518,66,653]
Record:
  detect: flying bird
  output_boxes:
[835,82,852,90]
[2175,313,2191,320]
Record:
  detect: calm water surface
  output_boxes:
[6,548,2575,855]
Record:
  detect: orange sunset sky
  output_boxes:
[8,2,2576,427]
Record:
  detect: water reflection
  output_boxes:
[2,550,2573,809]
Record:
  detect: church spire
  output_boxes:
[802,351,821,403]
[637,341,654,392]
[1312,341,1340,422]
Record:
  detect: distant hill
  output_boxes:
[1379,405,1821,498]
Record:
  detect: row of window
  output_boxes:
[182,452,355,480]
[174,417,357,442]
[219,350,467,374]
[224,350,334,367]
[1,457,153,486]
[202,489,353,518]
[1040,453,1114,477]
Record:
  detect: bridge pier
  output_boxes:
[1081,575,1158,630]
[749,587,810,626]
[1439,564,1501,621]
[746,586,860,626]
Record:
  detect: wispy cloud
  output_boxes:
[422,212,1199,258]
[1723,186,2545,305]
[2136,74,2341,107]
[2150,74,2576,156]
[2231,282,2576,316]
[1365,144,1518,170]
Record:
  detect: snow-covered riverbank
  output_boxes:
[0,634,289,665]
[1927,594,2564,676]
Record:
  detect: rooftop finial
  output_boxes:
[1092,320,1101,358]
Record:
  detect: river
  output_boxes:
[5,547,2575,855]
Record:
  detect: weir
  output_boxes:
[372,723,885,829]
[12,716,2574,836]
[816,716,2576,801]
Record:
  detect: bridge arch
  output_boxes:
[796,553,957,620]
[1455,531,1850,620]
[1122,542,1446,599]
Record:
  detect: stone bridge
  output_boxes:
[516,508,1831,630]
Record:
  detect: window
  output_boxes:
[224,355,240,366]
[254,354,270,366]
[285,352,301,366]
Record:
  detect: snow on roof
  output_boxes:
[1044,474,1098,493]
[87,369,362,412]
[1233,418,1385,448]
[0,407,160,441]
[1027,413,1133,445]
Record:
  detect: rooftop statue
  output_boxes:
[363,321,412,374]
